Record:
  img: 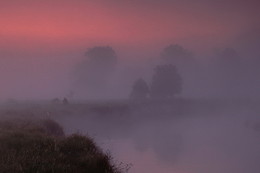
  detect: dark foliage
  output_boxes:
[0,120,121,173]
[130,78,149,99]
[161,44,193,66]
[150,64,182,98]
[75,46,117,88]
[40,119,65,137]
[85,46,117,68]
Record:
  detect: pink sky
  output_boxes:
[0,0,259,99]
[0,0,259,52]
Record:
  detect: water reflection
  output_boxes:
[56,102,260,173]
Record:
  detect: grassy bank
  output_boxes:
[0,119,121,173]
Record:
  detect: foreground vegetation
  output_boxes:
[0,119,121,173]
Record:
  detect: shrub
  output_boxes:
[40,119,65,137]
[0,120,121,173]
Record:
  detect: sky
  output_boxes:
[0,0,259,52]
[0,0,259,99]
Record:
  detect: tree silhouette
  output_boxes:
[130,78,149,99]
[161,44,192,66]
[74,46,117,96]
[85,46,117,71]
[150,64,182,98]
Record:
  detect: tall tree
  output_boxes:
[74,46,117,97]
[130,78,149,99]
[161,44,193,66]
[150,64,182,98]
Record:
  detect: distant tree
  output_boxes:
[74,46,117,96]
[85,46,117,71]
[150,64,182,98]
[161,44,193,66]
[130,78,149,99]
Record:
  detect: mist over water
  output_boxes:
[46,99,259,173]
[0,0,260,172]
[1,42,260,173]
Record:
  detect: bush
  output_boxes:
[40,119,65,137]
[0,120,121,173]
